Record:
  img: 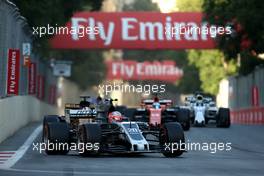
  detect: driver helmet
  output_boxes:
[108,111,123,123]
[96,96,102,103]
[152,102,161,109]
[196,94,203,101]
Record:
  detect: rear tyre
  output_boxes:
[43,115,60,125]
[78,124,101,156]
[133,110,149,122]
[216,108,231,128]
[115,106,127,114]
[123,108,137,120]
[160,122,185,157]
[183,120,191,131]
[43,122,70,155]
[42,115,61,141]
[177,109,191,131]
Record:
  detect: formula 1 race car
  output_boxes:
[184,93,230,128]
[42,96,185,157]
[132,96,191,131]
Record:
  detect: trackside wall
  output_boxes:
[217,66,264,124]
[0,96,58,143]
[0,0,59,142]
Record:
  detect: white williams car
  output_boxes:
[184,94,230,128]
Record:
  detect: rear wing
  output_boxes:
[141,99,172,109]
[66,109,97,118]
[142,99,154,105]
[65,103,80,109]
[65,103,97,109]
[159,100,172,105]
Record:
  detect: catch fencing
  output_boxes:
[0,0,57,104]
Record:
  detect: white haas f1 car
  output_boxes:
[184,94,230,128]
[42,96,185,157]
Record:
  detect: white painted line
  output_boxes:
[0,151,16,166]
[0,151,15,154]
[0,153,14,157]
[0,125,42,169]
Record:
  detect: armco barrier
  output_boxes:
[231,107,264,125]
[0,96,58,143]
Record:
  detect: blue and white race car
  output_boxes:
[183,93,230,128]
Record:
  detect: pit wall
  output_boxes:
[0,96,58,143]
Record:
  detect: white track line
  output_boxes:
[0,125,42,169]
[0,151,15,166]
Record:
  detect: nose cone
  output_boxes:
[194,120,205,127]
[194,111,205,126]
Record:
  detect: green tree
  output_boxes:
[203,0,264,74]
[176,0,238,95]
[12,0,104,89]
[70,52,105,89]
[188,50,237,94]
[12,0,103,56]
[12,0,102,27]
[122,0,201,94]
[176,0,203,12]
[123,50,201,93]
[123,0,159,11]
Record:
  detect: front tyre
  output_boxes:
[43,122,70,155]
[42,115,61,141]
[177,109,191,131]
[160,122,185,157]
[216,108,231,128]
[78,124,102,156]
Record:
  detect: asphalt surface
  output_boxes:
[0,122,264,176]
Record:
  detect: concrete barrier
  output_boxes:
[0,96,58,143]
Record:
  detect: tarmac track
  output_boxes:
[0,122,263,176]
